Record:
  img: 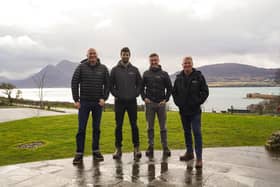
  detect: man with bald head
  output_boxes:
[172,56,209,169]
[71,48,110,164]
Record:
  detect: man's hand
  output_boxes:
[159,100,166,105]
[99,99,105,107]
[144,98,151,104]
[74,102,80,109]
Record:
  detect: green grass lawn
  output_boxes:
[0,112,279,166]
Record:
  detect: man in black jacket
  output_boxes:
[71,48,110,164]
[172,56,209,169]
[141,53,172,158]
[110,47,142,160]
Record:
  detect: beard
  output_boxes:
[122,58,129,63]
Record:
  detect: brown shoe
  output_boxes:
[179,152,194,161]
[195,159,203,169]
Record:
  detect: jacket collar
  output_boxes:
[149,65,162,72]
[80,58,100,64]
[177,68,199,78]
[117,60,132,68]
[85,58,101,67]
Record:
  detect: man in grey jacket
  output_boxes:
[110,47,142,160]
[71,48,110,164]
[141,53,172,158]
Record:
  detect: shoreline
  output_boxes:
[9,85,280,89]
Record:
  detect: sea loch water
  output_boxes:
[1,87,279,112]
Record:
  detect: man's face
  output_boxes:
[149,56,160,67]
[87,49,98,63]
[121,52,130,63]
[182,58,193,72]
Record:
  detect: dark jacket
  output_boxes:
[110,61,142,100]
[172,69,209,115]
[71,59,110,102]
[141,66,172,103]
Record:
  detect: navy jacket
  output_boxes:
[172,69,209,115]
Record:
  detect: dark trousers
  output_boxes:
[179,112,202,160]
[76,100,102,154]
[114,98,139,148]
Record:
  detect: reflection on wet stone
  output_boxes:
[148,162,155,182]
[115,160,123,180]
[92,160,101,184]
[161,157,168,174]
[131,161,140,182]
[187,159,195,170]
[195,169,203,186]
[74,162,86,186]
[184,168,203,186]
[1,147,280,186]
[185,169,193,185]
[161,164,168,175]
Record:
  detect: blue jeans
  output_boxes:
[76,100,103,154]
[179,112,202,160]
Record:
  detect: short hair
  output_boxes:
[149,53,159,58]
[120,47,130,55]
[183,56,193,62]
[87,48,97,54]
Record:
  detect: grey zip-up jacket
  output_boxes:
[71,59,110,102]
[110,61,142,100]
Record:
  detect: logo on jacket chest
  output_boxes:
[128,71,135,75]
[155,75,162,79]
[148,74,162,79]
[95,72,103,75]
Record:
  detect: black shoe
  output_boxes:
[113,147,122,160]
[73,154,83,165]
[134,147,142,160]
[145,146,154,158]
[93,151,104,162]
[163,147,171,157]
[179,152,194,161]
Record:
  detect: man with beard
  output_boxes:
[110,47,142,160]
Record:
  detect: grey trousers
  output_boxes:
[145,101,168,148]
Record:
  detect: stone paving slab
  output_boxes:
[0,146,280,187]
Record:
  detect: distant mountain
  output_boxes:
[0,62,278,88]
[0,60,78,88]
[0,76,9,83]
[170,63,278,84]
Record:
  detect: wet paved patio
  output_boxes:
[0,146,280,187]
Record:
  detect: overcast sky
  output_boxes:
[0,0,279,79]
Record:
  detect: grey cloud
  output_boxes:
[0,0,279,79]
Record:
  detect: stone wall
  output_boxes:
[265,131,280,152]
